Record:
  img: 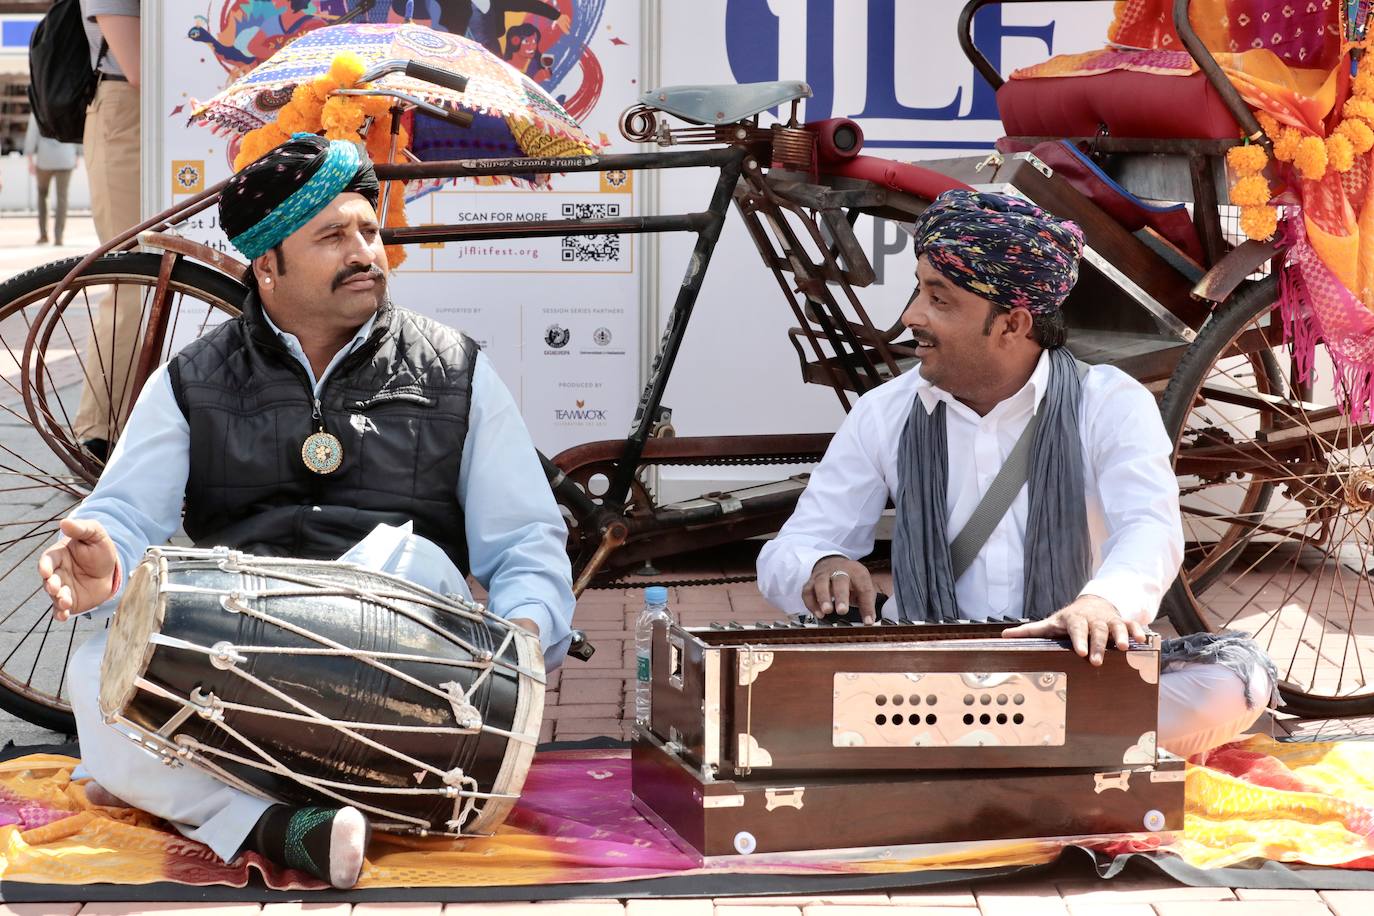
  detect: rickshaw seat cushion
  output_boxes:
[997,70,1241,140]
[826,156,971,200]
[639,81,812,125]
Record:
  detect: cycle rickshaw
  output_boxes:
[0,0,1364,732]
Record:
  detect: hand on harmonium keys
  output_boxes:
[804,555,879,624]
[1001,595,1147,666]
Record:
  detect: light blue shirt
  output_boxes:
[72,306,575,651]
[23,116,80,171]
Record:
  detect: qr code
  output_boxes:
[562,202,621,219]
[561,235,621,262]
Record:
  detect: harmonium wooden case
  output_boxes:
[630,619,1185,860]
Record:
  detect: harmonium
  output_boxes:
[630,618,1184,861]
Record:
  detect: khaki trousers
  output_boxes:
[35,168,72,243]
[73,80,142,443]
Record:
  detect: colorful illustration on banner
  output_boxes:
[359,0,607,122]
[171,160,206,195]
[189,1,345,78]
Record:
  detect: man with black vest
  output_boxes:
[38,135,575,888]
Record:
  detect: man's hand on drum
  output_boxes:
[38,518,119,621]
[804,555,878,624]
[1001,595,1147,666]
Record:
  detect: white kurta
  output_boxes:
[756,350,1272,757]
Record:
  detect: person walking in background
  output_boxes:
[73,0,140,464]
[22,114,79,246]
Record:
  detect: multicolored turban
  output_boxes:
[220,134,380,261]
[910,190,1084,314]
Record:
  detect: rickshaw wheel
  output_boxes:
[1161,274,1374,717]
[0,253,244,733]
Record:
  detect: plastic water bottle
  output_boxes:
[635,586,670,724]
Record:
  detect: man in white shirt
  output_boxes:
[758,190,1276,760]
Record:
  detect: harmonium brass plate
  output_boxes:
[833,671,1066,748]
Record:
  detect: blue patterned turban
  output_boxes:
[911,190,1084,314]
[220,134,380,261]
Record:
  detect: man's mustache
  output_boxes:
[332,265,385,292]
[910,330,937,346]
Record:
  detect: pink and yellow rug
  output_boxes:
[1,736,1371,890]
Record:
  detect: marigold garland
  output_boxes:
[232,51,410,267]
[1226,139,1277,241]
[1231,60,1374,240]
[1133,69,1374,241]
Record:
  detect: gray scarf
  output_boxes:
[891,347,1093,621]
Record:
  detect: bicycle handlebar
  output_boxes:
[359,58,470,94]
[405,61,470,94]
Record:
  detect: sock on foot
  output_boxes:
[249,804,370,889]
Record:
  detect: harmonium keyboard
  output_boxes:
[630,618,1184,861]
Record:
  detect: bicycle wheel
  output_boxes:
[0,253,244,732]
[1160,274,1374,716]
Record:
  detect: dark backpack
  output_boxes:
[27,0,107,143]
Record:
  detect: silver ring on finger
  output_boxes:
[829,570,851,581]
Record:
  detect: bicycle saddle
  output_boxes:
[638,80,812,125]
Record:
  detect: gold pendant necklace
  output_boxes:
[301,397,343,474]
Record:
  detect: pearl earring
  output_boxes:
[263,277,272,286]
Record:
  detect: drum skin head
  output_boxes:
[99,553,168,721]
[465,626,545,834]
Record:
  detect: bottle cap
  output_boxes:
[645,586,669,605]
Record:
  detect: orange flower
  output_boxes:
[1337,117,1374,155]
[1272,127,1302,163]
[1354,68,1374,100]
[358,93,394,119]
[325,51,367,91]
[1226,144,1268,175]
[382,180,408,268]
[1344,97,1374,122]
[1294,135,1328,180]
[1256,111,1281,140]
[1239,205,1278,241]
[1327,133,1356,173]
[1230,175,1271,206]
[321,96,366,140]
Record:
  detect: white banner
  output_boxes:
[652,0,1116,498]
[143,0,1121,497]
[145,0,643,456]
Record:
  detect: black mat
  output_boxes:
[3,740,1374,902]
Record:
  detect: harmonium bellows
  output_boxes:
[630,619,1185,861]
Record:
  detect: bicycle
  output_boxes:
[1,0,1369,733]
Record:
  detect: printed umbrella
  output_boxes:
[190,20,597,189]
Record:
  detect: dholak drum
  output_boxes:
[98,547,545,836]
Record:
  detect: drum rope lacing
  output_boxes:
[128,649,517,834]
[119,548,541,836]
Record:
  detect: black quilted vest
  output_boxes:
[168,294,477,572]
